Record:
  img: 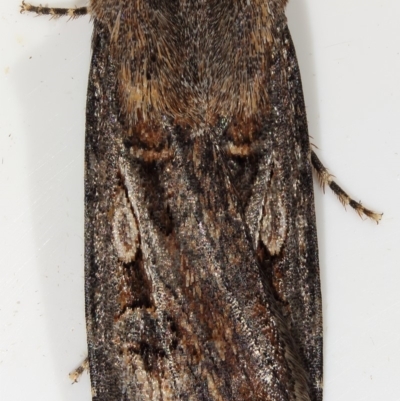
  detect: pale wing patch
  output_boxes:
[112,188,140,263]
[260,169,288,255]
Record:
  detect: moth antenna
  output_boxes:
[311,150,382,223]
[20,1,89,18]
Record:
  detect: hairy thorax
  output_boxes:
[90,0,287,127]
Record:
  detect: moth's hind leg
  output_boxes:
[69,357,89,383]
[311,150,382,223]
[20,1,88,18]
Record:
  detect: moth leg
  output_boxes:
[69,357,89,383]
[20,1,89,18]
[311,150,382,223]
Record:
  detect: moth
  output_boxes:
[21,1,381,400]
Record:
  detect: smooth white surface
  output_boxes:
[0,1,399,400]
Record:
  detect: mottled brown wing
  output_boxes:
[85,18,321,401]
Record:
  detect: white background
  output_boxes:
[0,1,399,400]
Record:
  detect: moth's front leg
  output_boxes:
[20,1,88,18]
[69,357,89,383]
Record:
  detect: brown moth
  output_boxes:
[21,1,381,400]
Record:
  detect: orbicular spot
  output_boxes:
[112,188,139,263]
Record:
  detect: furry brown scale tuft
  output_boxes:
[90,0,288,128]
